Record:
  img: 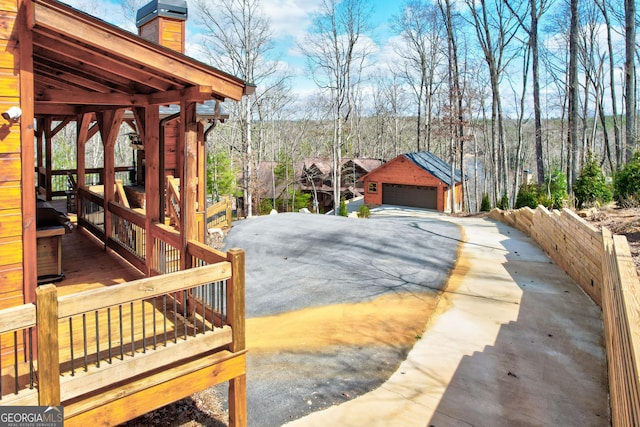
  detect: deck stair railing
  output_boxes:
[0,259,239,411]
[166,175,180,229]
[206,196,233,230]
[0,305,38,405]
[109,201,147,265]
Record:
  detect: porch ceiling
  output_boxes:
[30,0,249,117]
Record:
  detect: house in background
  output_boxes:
[299,158,384,212]
[361,151,463,212]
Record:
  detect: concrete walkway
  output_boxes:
[285,212,609,426]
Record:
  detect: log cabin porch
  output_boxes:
[0,0,253,425]
[2,193,247,426]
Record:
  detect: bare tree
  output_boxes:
[595,0,623,168]
[464,0,519,204]
[193,0,277,217]
[300,0,372,215]
[392,0,445,152]
[567,0,579,188]
[624,0,636,160]
[504,0,552,185]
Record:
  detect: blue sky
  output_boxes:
[56,0,629,116]
[63,0,408,97]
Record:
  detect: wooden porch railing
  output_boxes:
[166,175,180,229]
[37,167,133,200]
[206,196,233,230]
[0,248,246,426]
[490,206,640,426]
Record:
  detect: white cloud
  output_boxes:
[261,0,324,41]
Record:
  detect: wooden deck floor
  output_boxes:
[54,226,145,296]
[39,198,143,296]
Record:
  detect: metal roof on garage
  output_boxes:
[404,151,463,184]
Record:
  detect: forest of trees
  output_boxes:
[67,0,638,214]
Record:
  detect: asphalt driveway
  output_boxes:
[223,211,461,426]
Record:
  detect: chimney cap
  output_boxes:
[136,0,188,28]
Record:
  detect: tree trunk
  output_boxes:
[625,0,636,160]
[567,0,579,188]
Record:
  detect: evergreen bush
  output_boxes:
[615,151,640,207]
[480,192,491,212]
[545,168,568,209]
[574,153,612,208]
[338,197,348,216]
[515,183,539,209]
[358,204,370,218]
[497,193,509,210]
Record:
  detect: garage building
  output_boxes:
[361,151,463,212]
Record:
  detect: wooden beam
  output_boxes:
[63,351,246,426]
[18,0,37,305]
[75,113,91,212]
[36,73,88,92]
[34,57,118,93]
[43,116,52,200]
[96,109,125,250]
[197,120,206,242]
[132,107,145,142]
[145,105,160,276]
[32,0,246,101]
[36,89,141,106]
[50,117,71,137]
[36,87,217,108]
[15,1,38,300]
[32,34,174,92]
[180,100,198,256]
[146,86,216,105]
[35,103,82,116]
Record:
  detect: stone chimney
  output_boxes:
[136,0,188,53]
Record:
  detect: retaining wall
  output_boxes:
[489,206,640,426]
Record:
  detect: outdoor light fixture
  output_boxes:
[2,106,22,121]
[127,132,144,149]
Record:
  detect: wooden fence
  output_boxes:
[490,206,640,426]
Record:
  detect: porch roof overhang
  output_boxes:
[30,0,252,118]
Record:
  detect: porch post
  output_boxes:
[35,119,44,196]
[44,117,52,200]
[97,110,124,250]
[179,100,198,269]
[145,105,160,276]
[197,120,206,242]
[36,285,60,406]
[18,0,37,304]
[227,248,246,427]
[76,113,92,196]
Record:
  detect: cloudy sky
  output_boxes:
[62,0,405,96]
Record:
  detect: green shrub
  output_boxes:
[515,184,539,209]
[259,198,274,215]
[574,153,612,208]
[545,168,569,209]
[480,192,491,212]
[358,204,370,218]
[615,151,640,207]
[338,197,348,217]
[497,193,510,210]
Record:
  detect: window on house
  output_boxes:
[368,182,377,193]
